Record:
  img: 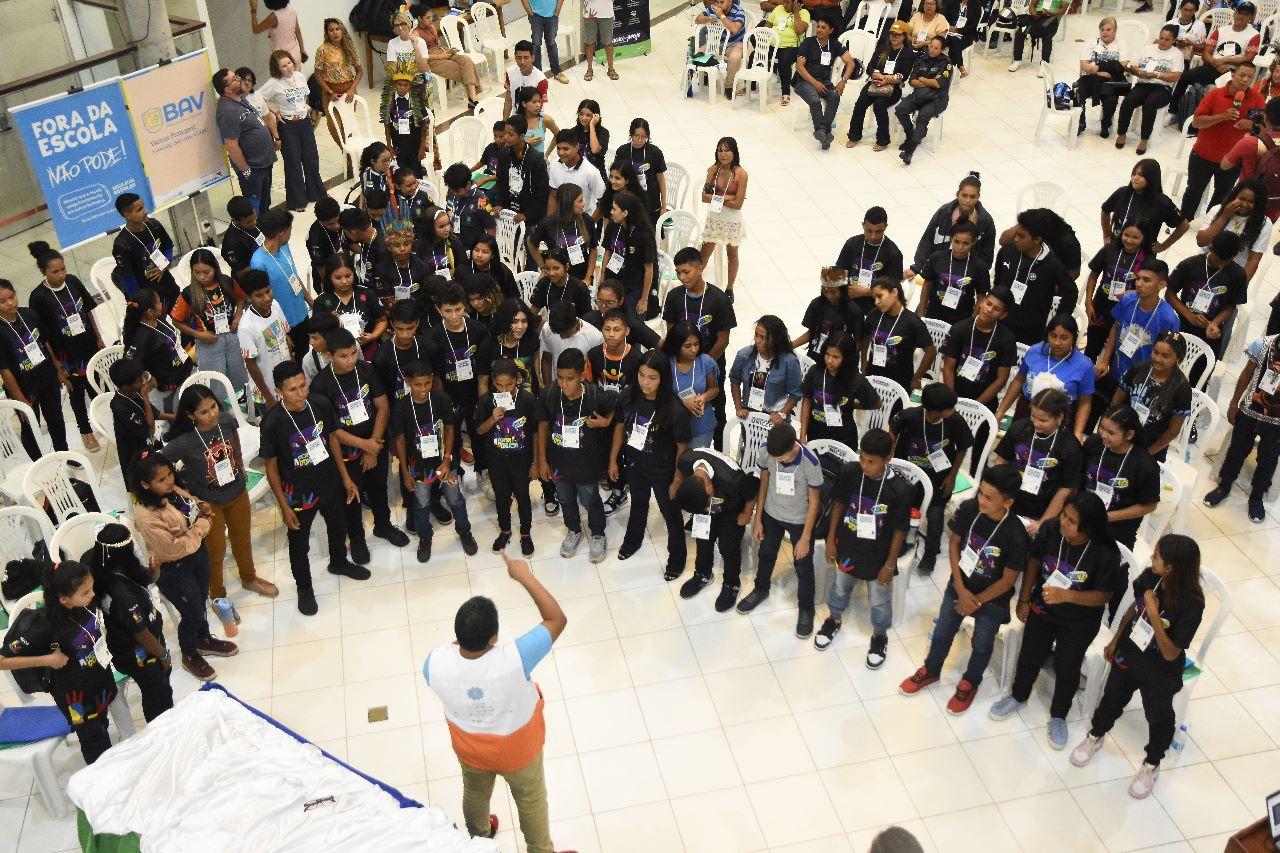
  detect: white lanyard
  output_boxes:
[1114,193,1135,236]
[128,223,163,261]
[946,253,970,289]
[871,309,902,367]
[330,365,369,424]
[559,391,584,447]
[1052,537,1090,585]
[819,369,843,425]
[924,409,949,468]
[1109,249,1137,292]
[265,247,302,294]
[967,320,997,359]
[684,290,705,325]
[1013,252,1039,286]
[116,392,146,419]
[1,313,38,348]
[855,468,889,539]
[194,421,238,486]
[858,239,883,284]
[961,508,1009,575]
[233,223,265,247]
[445,324,472,371]
[392,338,420,389]
[284,401,329,464]
[46,283,81,324]
[1093,443,1132,502]
[675,357,701,398]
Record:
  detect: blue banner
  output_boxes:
[13,82,153,249]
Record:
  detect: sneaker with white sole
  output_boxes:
[1047,717,1069,750]
[1070,734,1105,767]
[866,633,888,669]
[560,531,583,558]
[1127,762,1160,798]
[988,695,1026,720]
[1008,60,1022,72]
[588,535,607,563]
[813,616,841,650]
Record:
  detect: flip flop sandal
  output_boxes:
[584,68,594,81]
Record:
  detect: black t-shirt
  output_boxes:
[0,607,116,718]
[994,419,1084,520]
[615,142,667,220]
[371,256,433,304]
[373,335,438,404]
[800,295,863,360]
[445,186,498,250]
[100,572,166,668]
[531,275,593,317]
[570,123,611,178]
[309,362,387,459]
[1169,255,1248,322]
[333,286,387,338]
[835,236,905,315]
[862,308,932,390]
[416,235,472,282]
[497,148,550,224]
[471,259,520,302]
[1087,243,1144,311]
[541,383,619,484]
[1120,362,1193,452]
[0,308,56,395]
[390,389,457,480]
[430,319,490,407]
[259,394,343,508]
[111,219,178,304]
[475,389,541,462]
[941,317,1018,401]
[800,365,879,431]
[111,391,157,471]
[29,278,97,362]
[921,249,990,324]
[123,319,193,390]
[306,221,343,273]
[1101,186,1184,252]
[601,222,657,295]
[582,309,660,351]
[531,218,599,281]
[832,461,912,580]
[1028,519,1123,626]
[662,284,737,358]
[992,244,1078,345]
[949,498,1031,601]
[890,406,974,490]
[1116,568,1204,676]
[221,225,263,277]
[1082,434,1161,545]
[675,448,758,517]
[587,343,645,393]
[477,334,541,395]
[796,34,842,85]
[619,391,693,479]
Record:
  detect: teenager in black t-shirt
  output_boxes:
[940,288,1017,408]
[430,284,491,476]
[1073,534,1205,799]
[221,197,265,280]
[663,248,737,447]
[373,226,432,307]
[475,360,541,556]
[993,388,1084,531]
[861,278,935,392]
[673,446,759,611]
[834,207,905,316]
[1084,224,1146,359]
[108,358,161,475]
[120,287,194,414]
[531,249,593,317]
[798,332,879,450]
[1166,231,1247,362]
[0,276,72,457]
[793,268,864,361]
[992,210,1078,345]
[582,280,660,351]
[306,196,344,285]
[918,222,990,324]
[1083,405,1161,548]
[1113,331,1193,462]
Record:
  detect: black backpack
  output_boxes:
[1,607,53,695]
[811,450,849,541]
[349,0,400,37]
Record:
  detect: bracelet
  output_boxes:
[160,650,171,662]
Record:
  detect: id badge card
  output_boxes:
[254,231,266,247]
[959,355,983,381]
[1108,276,1127,299]
[339,312,363,338]
[709,194,725,214]
[213,313,230,335]
[928,446,951,472]
[747,385,766,410]
[823,404,843,426]
[494,391,515,410]
[775,470,796,495]
[941,285,962,309]
[289,274,304,296]
[214,457,235,486]
[568,242,586,265]
[1260,369,1280,394]
[637,170,648,190]
[23,341,44,366]
[1130,614,1155,650]
[92,631,113,669]
[1133,401,1151,423]
[692,513,712,539]
[346,397,369,425]
[397,117,411,135]
[1021,465,1045,494]
[148,248,168,270]
[607,251,624,273]
[455,357,474,381]
[884,59,897,75]
[419,433,440,458]
[871,343,888,367]
[509,168,525,194]
[1010,279,1028,304]
[562,423,581,448]
[305,436,329,465]
[1191,286,1214,314]
[395,284,413,301]
[857,268,873,287]
[627,422,649,450]
[959,546,979,576]
[1095,480,1115,506]
[1119,328,1142,357]
[956,10,967,26]
[820,51,832,66]
[1046,568,1073,589]
[174,343,189,363]
[66,314,86,336]
[678,386,696,400]
[856,511,877,539]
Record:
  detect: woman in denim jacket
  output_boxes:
[730,314,803,424]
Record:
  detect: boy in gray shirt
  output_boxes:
[737,422,825,639]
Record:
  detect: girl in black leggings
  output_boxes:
[0,277,72,457]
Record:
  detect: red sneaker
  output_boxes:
[946,678,978,715]
[487,814,498,838]
[899,666,939,695]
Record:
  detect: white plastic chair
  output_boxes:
[1166,389,1219,522]
[178,371,260,463]
[169,249,233,289]
[496,213,527,273]
[1116,20,1151,60]
[87,392,115,456]
[887,458,932,629]
[955,397,998,479]
[446,115,487,167]
[87,257,124,346]
[681,24,730,103]
[439,14,494,85]
[470,1,518,69]
[984,0,1028,57]
[839,29,878,68]
[665,162,693,214]
[1182,334,1217,391]
[1015,181,1070,218]
[22,451,103,524]
[656,250,677,306]
[807,438,857,462]
[1254,12,1280,69]
[0,701,73,818]
[0,400,44,504]
[734,411,774,472]
[655,209,700,257]
[473,94,505,123]
[1034,62,1079,149]
[1163,117,1198,203]
[731,27,780,110]
[328,94,380,174]
[0,506,54,579]
[850,0,893,37]
[862,375,910,433]
[922,318,951,376]
[49,511,117,562]
[87,344,125,396]
[1135,461,1185,562]
[1201,8,1234,32]
[555,0,582,65]
[515,271,541,306]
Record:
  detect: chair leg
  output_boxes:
[32,739,72,819]
[108,686,137,738]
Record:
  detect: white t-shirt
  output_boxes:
[583,0,613,18]
[548,158,607,216]
[1168,16,1207,44]
[505,64,548,97]
[540,321,604,368]
[1210,23,1260,59]
[256,71,311,120]
[1134,44,1185,87]
[1202,204,1275,267]
[386,35,429,68]
[1083,37,1129,65]
[238,301,291,402]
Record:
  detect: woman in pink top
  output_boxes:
[250,0,305,65]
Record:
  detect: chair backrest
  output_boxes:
[1192,567,1232,666]
[1135,460,1184,550]
[1182,334,1216,390]
[922,317,951,354]
[48,511,117,562]
[744,27,779,70]
[178,370,250,427]
[86,258,123,345]
[0,400,41,470]
[656,250,677,304]
[955,397,998,477]
[332,94,377,144]
[89,257,115,300]
[734,412,774,471]
[439,14,467,51]
[1016,181,1070,218]
[852,0,892,36]
[446,116,487,167]
[1257,9,1280,43]
[887,458,934,519]
[1172,388,1221,457]
[86,344,125,396]
[471,0,504,39]
[839,29,878,67]
[515,271,541,306]
[863,375,909,433]
[693,23,731,60]
[1109,541,1143,627]
[23,451,100,525]
[0,506,55,573]
[1039,62,1063,109]
[496,214,527,272]
[806,438,857,463]
[1116,20,1150,58]
[88,392,115,443]
[656,209,700,257]
[169,249,233,289]
[1202,7,1234,31]
[473,95,505,123]
[665,162,692,213]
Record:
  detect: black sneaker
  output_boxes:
[796,610,815,639]
[492,532,511,553]
[544,494,560,517]
[866,633,889,669]
[297,589,318,616]
[520,533,535,556]
[417,538,432,563]
[1077,113,1086,136]
[1249,496,1266,523]
[372,525,410,547]
[603,490,628,516]
[1203,483,1232,507]
[405,511,416,534]
[459,531,479,556]
[735,587,769,614]
[918,551,939,574]
[714,584,739,612]
[814,616,841,651]
[679,572,714,599]
[329,560,371,580]
[349,539,371,566]
[430,502,453,525]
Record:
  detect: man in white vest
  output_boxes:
[423,552,572,853]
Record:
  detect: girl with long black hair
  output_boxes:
[1198,178,1273,283]
[798,332,879,449]
[730,314,803,422]
[529,183,598,282]
[614,118,668,225]
[992,387,1085,535]
[568,99,610,178]
[1113,330,1192,461]
[1100,159,1188,255]
[122,286,194,415]
[601,190,658,319]
[0,275,72,457]
[321,252,386,359]
[1083,404,1162,548]
[170,248,249,394]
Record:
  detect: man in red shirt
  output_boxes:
[1222,97,1280,220]
[1181,64,1266,220]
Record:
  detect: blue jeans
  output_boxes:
[194,332,249,396]
[554,478,605,536]
[529,14,562,74]
[238,163,274,216]
[754,513,815,611]
[413,475,470,541]
[922,584,1010,686]
[826,569,892,633]
[793,79,840,135]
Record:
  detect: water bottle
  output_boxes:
[212,597,240,638]
[1171,723,1188,752]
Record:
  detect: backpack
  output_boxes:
[1,606,53,695]
[1257,133,1280,221]
[811,449,848,539]
[348,0,399,37]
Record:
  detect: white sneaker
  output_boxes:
[1070,734,1104,767]
[1008,60,1022,72]
[1037,65,1046,78]
[1128,762,1160,798]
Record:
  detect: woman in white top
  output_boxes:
[1076,17,1131,140]
[1198,178,1274,281]
[1117,25,1186,153]
[907,0,950,49]
[257,50,326,212]
[384,6,436,113]
[249,0,304,65]
[1168,0,1207,60]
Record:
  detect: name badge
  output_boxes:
[932,227,947,244]
[819,51,832,66]
[562,423,581,448]
[627,422,649,450]
[928,445,951,472]
[1130,614,1155,650]
[339,312,363,338]
[1133,401,1151,423]
[214,457,236,486]
[1119,328,1143,357]
[607,251,624,273]
[1095,480,1114,506]
[856,511,877,539]
[1010,279,1028,304]
[213,313,230,335]
[775,470,796,495]
[395,284,413,301]
[23,340,44,366]
[709,194,725,214]
[66,314,86,336]
[637,170,648,190]
[1262,369,1280,394]
[1046,568,1073,589]
[871,343,888,366]
[568,242,586,266]
[884,59,897,75]
[692,513,712,539]
[959,546,979,576]
[494,391,515,410]
[419,433,440,458]
[678,386,697,400]
[1108,277,1127,299]
[148,248,168,270]
[455,357,474,381]
[289,274,304,295]
[92,631,113,670]
[857,268,873,287]
[306,436,329,465]
[397,117,411,135]
[1021,465,1045,494]
[747,385,766,410]
[823,404,843,426]
[509,168,524,194]
[174,343,189,363]
[1190,286,1214,314]
[941,285,962,309]
[956,10,968,26]
[958,355,983,381]
[254,231,266,247]
[346,397,369,425]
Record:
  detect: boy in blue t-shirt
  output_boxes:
[1094,258,1180,426]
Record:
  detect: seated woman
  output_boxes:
[1167,0,1207,64]
[848,21,916,151]
[1113,330,1192,463]
[894,35,952,165]
[412,4,484,107]
[1116,25,1185,154]
[907,0,950,50]
[996,314,1096,440]
[942,0,981,76]
[992,387,1084,535]
[1084,404,1162,549]
[1076,17,1131,139]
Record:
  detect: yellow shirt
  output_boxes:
[767,6,811,49]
